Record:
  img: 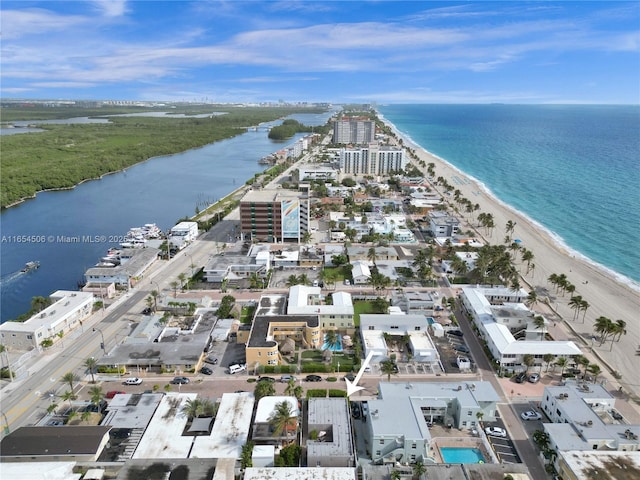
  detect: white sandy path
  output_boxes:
[385,120,640,399]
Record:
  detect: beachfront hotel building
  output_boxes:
[460,287,581,373]
[339,145,407,176]
[239,189,309,243]
[333,118,375,144]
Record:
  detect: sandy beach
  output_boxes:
[384,119,640,400]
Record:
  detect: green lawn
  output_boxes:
[353,301,376,327]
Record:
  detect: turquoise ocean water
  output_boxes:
[378,104,640,286]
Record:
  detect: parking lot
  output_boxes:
[483,407,521,464]
[433,331,477,374]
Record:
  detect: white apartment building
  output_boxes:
[333,118,375,144]
[339,145,406,176]
[169,221,198,249]
[0,290,94,350]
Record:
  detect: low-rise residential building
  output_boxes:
[0,290,94,350]
[253,396,299,444]
[391,291,435,315]
[428,211,460,238]
[287,286,354,330]
[0,426,111,462]
[351,260,371,285]
[97,310,216,372]
[346,246,398,262]
[365,382,500,464]
[307,398,355,467]
[84,247,159,289]
[359,314,442,370]
[203,253,267,287]
[541,382,639,460]
[244,294,321,367]
[461,287,580,373]
[169,221,198,249]
[556,450,640,480]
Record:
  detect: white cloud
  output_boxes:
[91,0,128,17]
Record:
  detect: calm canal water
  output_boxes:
[1,111,333,322]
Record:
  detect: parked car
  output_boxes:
[528,373,540,383]
[106,390,126,399]
[351,402,361,419]
[344,373,356,382]
[142,307,152,315]
[170,376,190,384]
[279,375,296,383]
[201,366,213,375]
[84,400,108,413]
[258,376,275,383]
[305,375,322,382]
[228,364,247,375]
[514,372,528,383]
[485,426,507,438]
[454,345,470,353]
[204,356,218,365]
[521,410,542,421]
[448,330,464,337]
[124,377,143,385]
[611,410,624,421]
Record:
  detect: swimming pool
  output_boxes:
[440,447,486,464]
[322,333,343,351]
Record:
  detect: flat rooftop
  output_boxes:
[243,467,356,480]
[101,393,164,429]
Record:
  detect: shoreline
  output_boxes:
[380,112,640,292]
[380,113,640,398]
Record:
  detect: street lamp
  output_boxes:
[93,327,107,355]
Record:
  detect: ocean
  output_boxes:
[378,104,640,286]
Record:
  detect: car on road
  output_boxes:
[447,330,464,337]
[258,376,275,383]
[170,376,190,384]
[204,356,218,365]
[344,373,356,382]
[305,375,322,382]
[124,377,143,385]
[201,366,213,375]
[106,390,126,399]
[528,373,540,383]
[521,410,542,421]
[485,426,507,438]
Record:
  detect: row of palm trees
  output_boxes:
[594,317,627,350]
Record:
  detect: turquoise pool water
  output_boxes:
[322,333,343,351]
[427,317,435,325]
[440,447,486,464]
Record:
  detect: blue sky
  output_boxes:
[2,1,639,104]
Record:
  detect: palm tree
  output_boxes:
[380,360,398,382]
[178,272,187,291]
[594,316,614,345]
[61,389,77,408]
[0,344,14,382]
[522,354,535,373]
[613,319,627,342]
[554,357,568,377]
[268,400,297,438]
[390,470,402,480]
[543,353,555,373]
[568,295,583,321]
[367,247,378,266]
[170,280,180,298]
[62,372,79,392]
[475,411,484,426]
[84,357,98,384]
[298,274,310,286]
[285,275,300,287]
[412,460,426,480]
[533,315,546,340]
[89,385,104,405]
[521,249,534,273]
[183,398,203,419]
[580,299,590,322]
[505,220,516,242]
[254,381,275,401]
[525,290,538,310]
[301,231,313,244]
[324,330,340,351]
[588,364,602,383]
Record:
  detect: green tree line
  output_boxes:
[1,106,327,208]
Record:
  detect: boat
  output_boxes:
[21,261,40,273]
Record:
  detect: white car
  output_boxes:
[124,377,143,385]
[485,426,507,438]
[521,411,542,421]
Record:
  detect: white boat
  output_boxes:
[21,261,40,273]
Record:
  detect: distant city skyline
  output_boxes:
[2,1,639,104]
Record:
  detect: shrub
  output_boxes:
[306,389,327,398]
[328,389,347,397]
[326,377,338,382]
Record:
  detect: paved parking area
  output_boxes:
[483,408,521,464]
